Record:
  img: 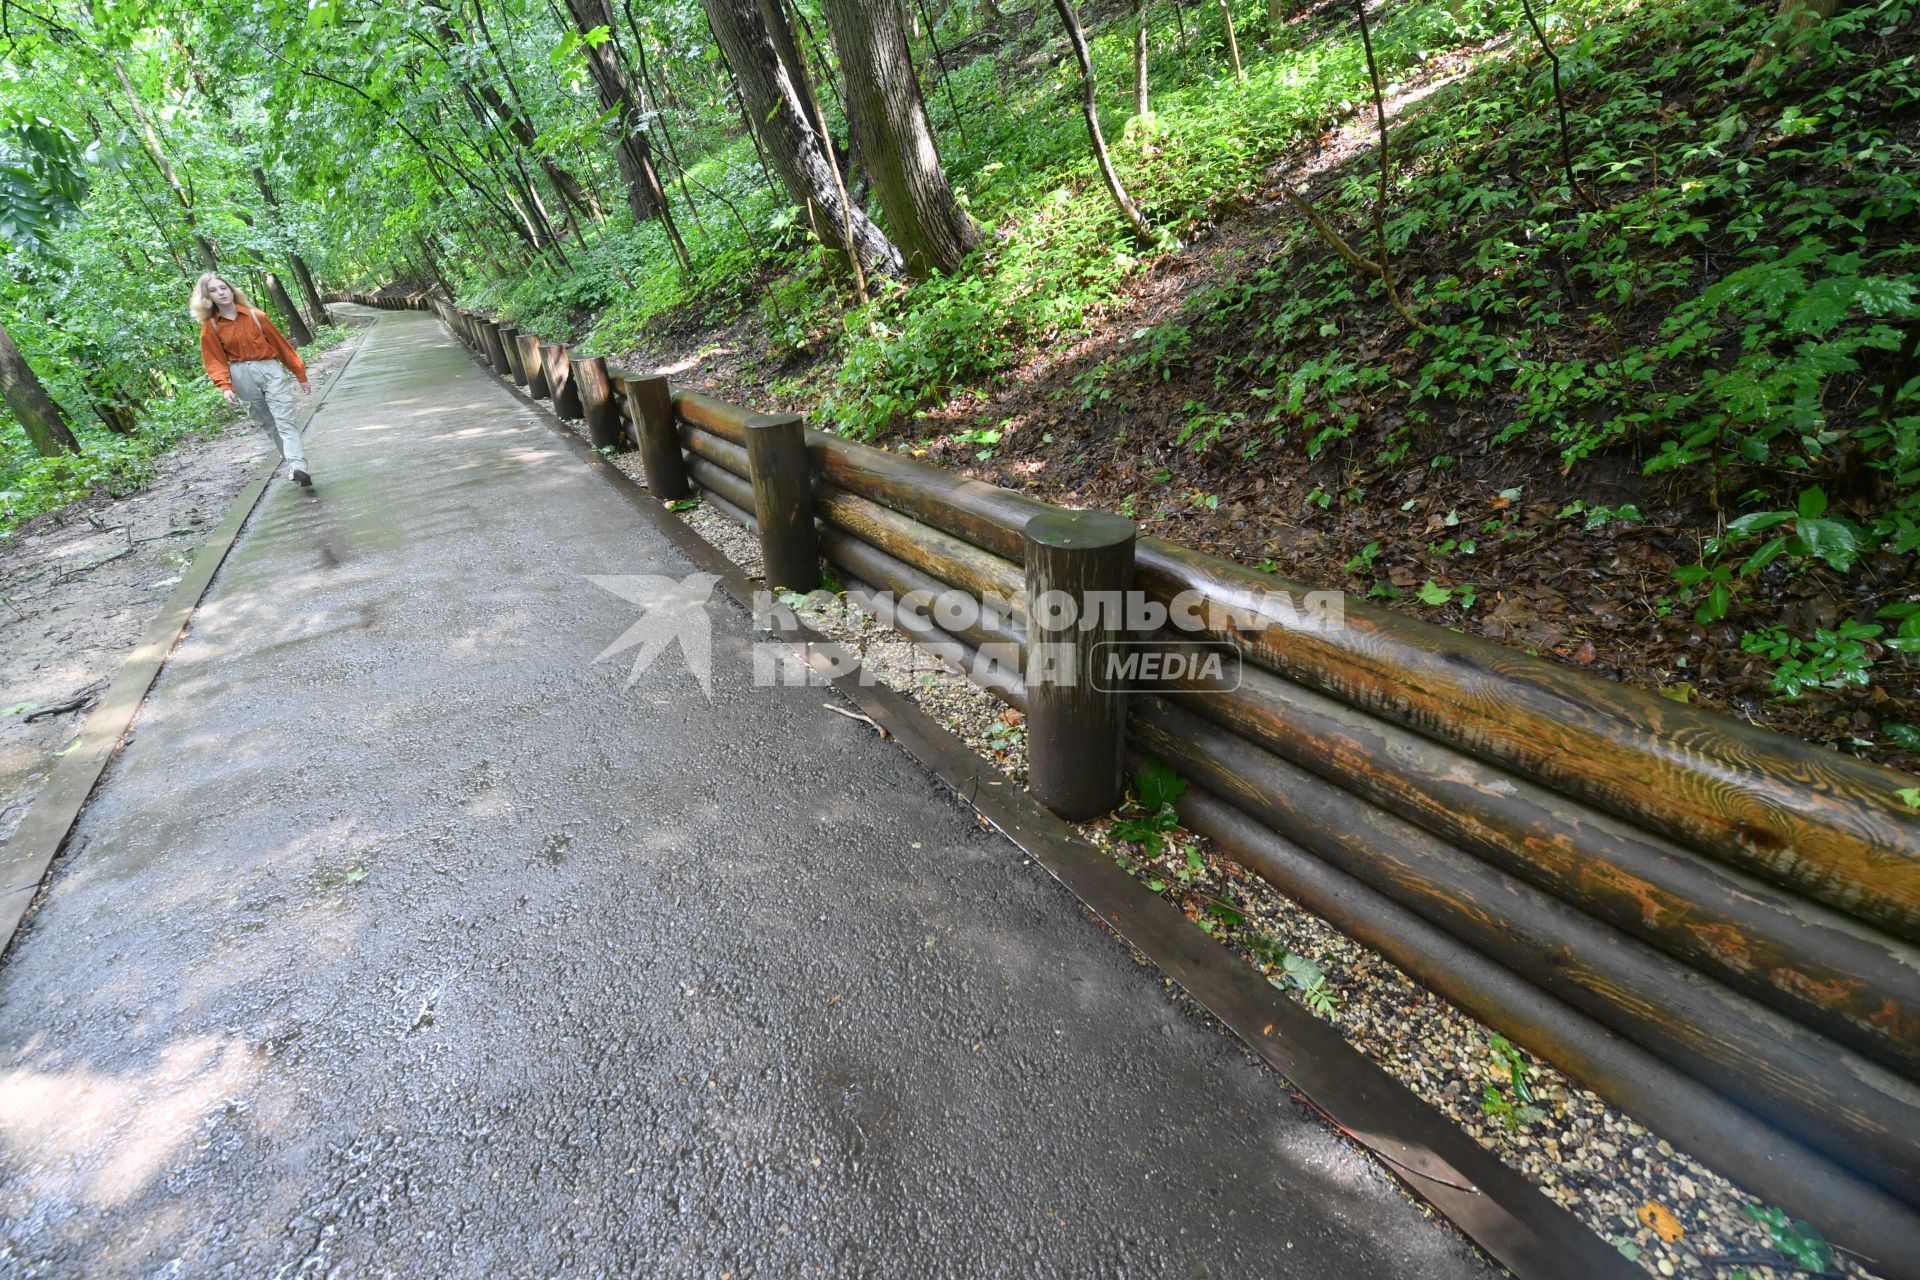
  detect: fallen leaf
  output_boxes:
[1636,1201,1684,1242]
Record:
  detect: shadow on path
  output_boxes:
[0,309,1492,1278]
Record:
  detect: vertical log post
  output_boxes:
[500,326,529,384]
[623,375,689,499]
[479,319,513,377]
[574,357,622,450]
[608,372,631,440]
[517,335,550,399]
[744,412,820,591]
[546,345,583,420]
[1023,510,1136,819]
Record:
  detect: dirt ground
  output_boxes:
[611,39,1918,776]
[0,326,367,844]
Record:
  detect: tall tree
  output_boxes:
[1218,0,1246,81]
[1134,0,1150,119]
[459,1,605,227]
[112,60,218,271]
[560,0,679,244]
[251,168,331,326]
[818,0,978,277]
[260,271,314,346]
[0,320,81,456]
[702,0,904,277]
[1053,0,1153,245]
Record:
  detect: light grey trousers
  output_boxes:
[228,359,308,474]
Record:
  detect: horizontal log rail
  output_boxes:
[1131,696,1920,1195]
[435,305,1920,1267]
[683,436,1920,1095]
[679,382,1920,940]
[1158,651,1920,1077]
[1161,777,1920,1275]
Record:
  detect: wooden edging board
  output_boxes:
[0,315,376,958]
[464,329,1642,1280]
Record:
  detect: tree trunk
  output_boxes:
[1053,0,1154,245]
[1218,0,1245,81]
[290,256,330,326]
[819,0,978,277]
[470,0,605,222]
[1134,0,1150,117]
[625,0,712,240]
[417,235,457,301]
[114,61,216,271]
[479,76,604,227]
[84,372,140,435]
[703,0,905,277]
[561,0,672,229]
[263,273,315,347]
[249,170,331,324]
[1745,0,1843,74]
[0,320,81,456]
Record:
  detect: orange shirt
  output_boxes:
[199,306,307,390]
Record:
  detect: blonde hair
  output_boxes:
[188,273,257,324]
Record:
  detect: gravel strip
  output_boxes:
[599,442,1874,1280]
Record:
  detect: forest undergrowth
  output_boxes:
[609,0,1920,772]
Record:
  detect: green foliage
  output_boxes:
[1679,487,1866,621]
[0,109,89,252]
[1739,620,1888,699]
[821,270,1016,437]
[1,382,223,532]
[1248,935,1341,1017]
[1741,1204,1832,1274]
[1481,1033,1546,1129]
[807,0,1515,438]
[1095,0,1920,643]
[1110,760,1188,856]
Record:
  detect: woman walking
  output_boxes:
[192,273,315,487]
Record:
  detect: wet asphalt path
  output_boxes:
[0,309,1493,1277]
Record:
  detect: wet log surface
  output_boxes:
[745,413,819,592]
[1159,650,1920,1078]
[1161,777,1920,1276]
[545,345,582,420]
[1132,696,1920,1201]
[515,335,549,400]
[627,375,688,499]
[1025,510,1136,820]
[574,357,622,452]
[499,327,529,385]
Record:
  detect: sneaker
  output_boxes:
[291,468,313,487]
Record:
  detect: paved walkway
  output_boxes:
[0,310,1492,1277]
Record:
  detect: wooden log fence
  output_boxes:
[427,301,1920,1275]
[342,289,433,311]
